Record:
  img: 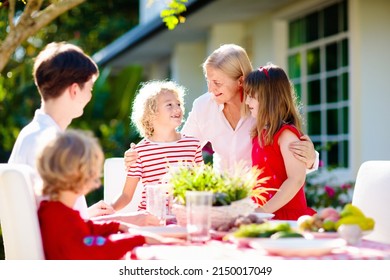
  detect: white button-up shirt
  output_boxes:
[181,92,319,174]
[182,92,255,173]
[8,109,89,219]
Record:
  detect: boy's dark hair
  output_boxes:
[33,42,99,101]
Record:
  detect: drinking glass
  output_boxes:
[186,191,213,243]
[146,184,167,226]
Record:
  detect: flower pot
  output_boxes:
[172,197,256,229]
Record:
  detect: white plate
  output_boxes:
[227,235,268,247]
[129,225,187,238]
[249,238,346,257]
[305,230,372,239]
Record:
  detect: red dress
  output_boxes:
[251,124,316,220]
[38,200,146,260]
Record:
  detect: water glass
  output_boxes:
[146,184,167,226]
[186,191,213,243]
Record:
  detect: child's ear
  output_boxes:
[68,83,80,99]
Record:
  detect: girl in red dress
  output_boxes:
[36,129,175,259]
[244,63,316,220]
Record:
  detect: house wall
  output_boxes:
[349,0,390,176]
[248,0,390,176]
[171,42,207,117]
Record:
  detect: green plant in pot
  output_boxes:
[168,162,270,228]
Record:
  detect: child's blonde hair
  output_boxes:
[131,80,186,138]
[37,129,104,200]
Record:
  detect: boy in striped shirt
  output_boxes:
[112,80,204,211]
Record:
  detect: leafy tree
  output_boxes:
[0,0,187,73]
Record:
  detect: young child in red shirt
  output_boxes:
[244,63,316,220]
[36,129,173,260]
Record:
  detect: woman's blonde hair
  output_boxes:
[131,80,186,138]
[202,44,253,114]
[37,129,104,200]
[244,63,303,146]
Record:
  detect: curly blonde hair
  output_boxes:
[37,129,104,200]
[131,80,186,138]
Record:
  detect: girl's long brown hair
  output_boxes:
[244,63,303,146]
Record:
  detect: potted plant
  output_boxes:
[167,162,270,228]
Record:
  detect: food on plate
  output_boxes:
[211,213,265,233]
[231,221,301,239]
[297,204,375,233]
[270,231,304,239]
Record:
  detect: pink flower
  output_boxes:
[319,160,324,168]
[324,185,336,198]
[341,183,351,190]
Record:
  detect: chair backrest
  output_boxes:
[352,160,390,244]
[0,164,45,259]
[103,157,143,213]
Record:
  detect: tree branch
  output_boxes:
[0,0,86,73]
[8,0,16,31]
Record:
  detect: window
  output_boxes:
[287,0,349,168]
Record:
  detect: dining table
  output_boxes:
[128,224,390,261]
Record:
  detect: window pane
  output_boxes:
[313,141,322,153]
[327,141,339,167]
[326,43,338,71]
[342,73,349,101]
[327,109,338,135]
[288,54,301,78]
[308,80,320,105]
[289,18,303,48]
[341,0,348,32]
[294,83,302,103]
[341,39,349,67]
[305,12,319,43]
[307,48,320,75]
[326,76,338,103]
[308,111,321,134]
[324,3,339,37]
[342,140,349,168]
[342,106,349,134]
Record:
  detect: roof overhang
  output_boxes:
[93,0,295,69]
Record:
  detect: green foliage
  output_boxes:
[0,62,38,161]
[160,0,187,30]
[305,180,354,211]
[169,163,263,206]
[305,167,354,211]
[0,1,142,206]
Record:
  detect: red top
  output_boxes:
[251,124,316,220]
[38,200,146,260]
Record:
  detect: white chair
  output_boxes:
[352,160,390,244]
[0,164,45,259]
[103,157,143,213]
